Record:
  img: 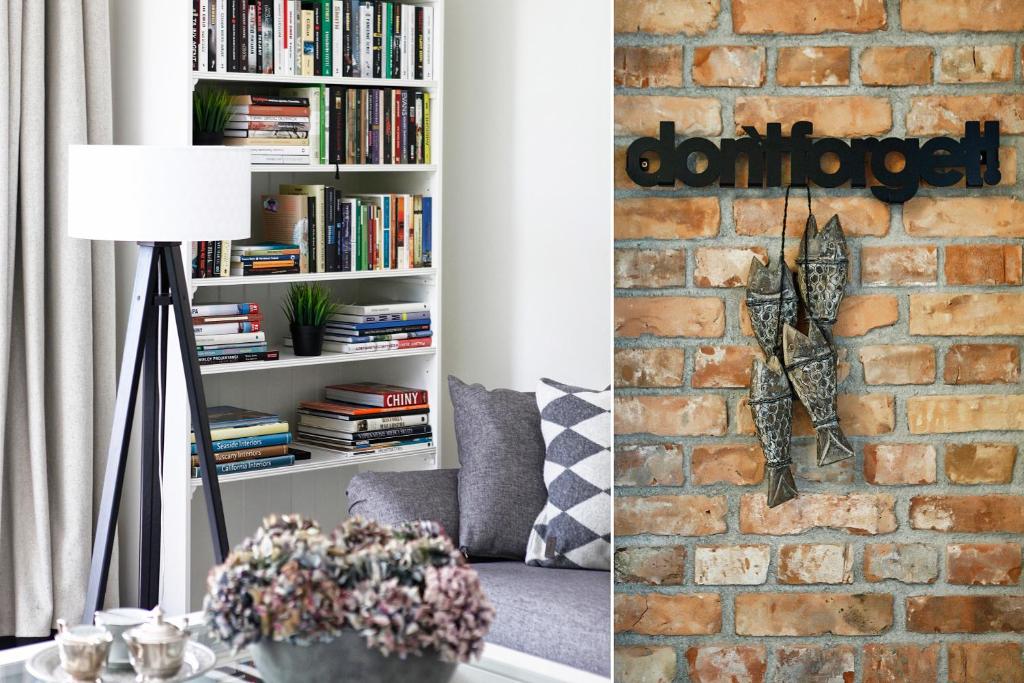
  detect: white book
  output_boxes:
[247,4,257,72]
[423,6,433,80]
[335,301,428,315]
[216,0,228,72]
[332,0,343,76]
[274,0,284,74]
[293,1,302,76]
[199,0,209,71]
[359,2,372,78]
[194,331,266,346]
[401,4,413,79]
[298,411,429,432]
[251,154,311,165]
[284,1,294,75]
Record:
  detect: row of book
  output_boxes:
[191,406,302,478]
[285,300,432,354]
[220,87,431,166]
[192,0,435,79]
[192,302,280,365]
[296,381,432,456]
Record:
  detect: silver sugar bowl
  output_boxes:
[54,620,113,682]
[122,606,190,680]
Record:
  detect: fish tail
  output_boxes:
[766,465,798,508]
[816,424,854,466]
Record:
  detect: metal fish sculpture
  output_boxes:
[796,214,849,340]
[746,258,799,360]
[782,323,854,467]
[749,356,798,507]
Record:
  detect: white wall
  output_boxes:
[441,0,613,464]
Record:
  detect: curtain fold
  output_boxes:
[0,0,116,636]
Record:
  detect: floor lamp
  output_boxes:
[68,145,251,622]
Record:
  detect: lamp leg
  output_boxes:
[139,253,169,609]
[161,245,230,562]
[83,245,159,624]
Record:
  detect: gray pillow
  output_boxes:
[346,469,460,541]
[448,376,548,559]
[526,379,611,570]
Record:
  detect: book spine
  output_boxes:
[193,454,295,478]
[383,89,392,164]
[192,432,293,454]
[342,0,353,76]
[423,91,430,164]
[341,201,352,271]
[372,0,382,78]
[193,1,200,70]
[194,331,265,345]
[248,1,258,71]
[414,5,423,80]
[336,337,431,354]
[197,350,280,366]
[321,0,332,76]
[255,0,263,72]
[191,443,291,466]
[333,0,343,76]
[197,421,290,442]
[325,186,337,271]
[414,91,423,164]
[217,0,228,71]
[423,5,432,80]
[193,321,263,335]
[199,0,208,71]
[390,2,399,79]
[301,8,315,75]
[312,1,323,76]
[382,1,391,80]
[264,0,275,73]
[422,195,431,266]
[191,302,260,316]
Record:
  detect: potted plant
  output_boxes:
[282,283,335,356]
[193,87,231,146]
[204,515,495,683]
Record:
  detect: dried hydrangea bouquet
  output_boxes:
[204,514,495,683]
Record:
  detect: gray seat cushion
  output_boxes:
[346,469,460,541]
[471,562,610,677]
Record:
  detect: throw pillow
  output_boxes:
[526,378,611,570]
[448,376,548,559]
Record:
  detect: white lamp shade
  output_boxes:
[68,145,251,242]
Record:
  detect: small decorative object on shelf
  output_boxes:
[282,282,336,355]
[193,87,232,146]
[205,514,494,683]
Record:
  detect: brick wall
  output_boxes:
[613,1,1024,681]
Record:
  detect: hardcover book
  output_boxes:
[260,194,310,272]
[324,381,427,407]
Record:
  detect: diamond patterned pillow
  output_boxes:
[525,378,611,570]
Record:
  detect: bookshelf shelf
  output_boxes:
[192,266,436,288]
[193,71,439,90]
[199,346,436,375]
[189,445,437,491]
[250,163,438,173]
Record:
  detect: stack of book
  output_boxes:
[284,300,431,354]
[192,406,297,478]
[258,186,432,273]
[225,94,312,164]
[192,302,280,365]
[230,242,301,276]
[192,1,435,80]
[296,382,432,456]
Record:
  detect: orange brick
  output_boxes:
[615,296,726,337]
[614,46,684,88]
[945,443,1018,485]
[947,543,1022,586]
[693,247,767,288]
[616,495,728,536]
[860,47,933,86]
[945,244,1023,286]
[910,495,1024,533]
[909,294,1024,336]
[944,344,1020,385]
[615,0,721,35]
[863,644,939,683]
[909,395,1024,433]
[905,198,1024,238]
[776,46,850,86]
[691,443,764,485]
[733,197,890,237]
[864,443,937,485]
[907,95,1024,135]
[778,544,854,584]
[776,646,855,682]
[901,0,1024,32]
[615,646,678,683]
[859,345,936,385]
[686,646,767,683]
[615,444,685,486]
[615,248,685,289]
[940,45,1014,83]
[615,95,722,137]
[692,46,765,87]
[615,395,728,436]
[692,345,762,388]
[733,0,886,33]
[615,197,721,239]
[736,593,893,636]
[615,593,722,635]
[615,348,685,388]
[948,642,1024,683]
[907,595,1024,633]
[861,246,937,286]
[740,493,897,535]
[694,544,770,584]
[863,543,939,584]
[614,546,686,585]
[833,295,899,337]
[735,96,892,136]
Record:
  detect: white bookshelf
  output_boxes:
[162,0,444,612]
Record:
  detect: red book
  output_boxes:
[324,382,428,408]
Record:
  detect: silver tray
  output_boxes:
[26,641,216,682]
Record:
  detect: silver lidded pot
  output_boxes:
[122,606,190,680]
[55,620,113,682]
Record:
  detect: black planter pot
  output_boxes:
[193,130,224,146]
[290,324,326,356]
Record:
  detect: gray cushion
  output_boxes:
[448,376,548,560]
[471,562,611,677]
[346,469,460,541]
[526,379,611,570]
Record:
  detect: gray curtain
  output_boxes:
[0,0,117,636]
